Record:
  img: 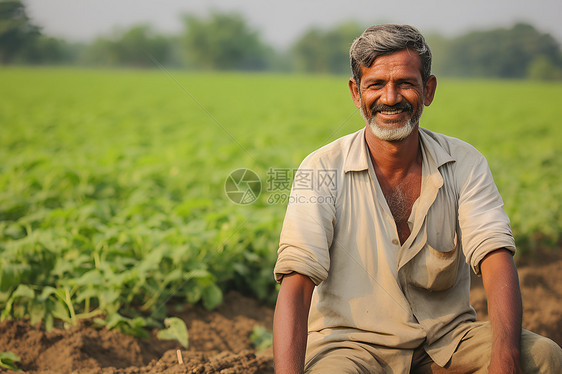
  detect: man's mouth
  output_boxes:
[371,103,412,116]
[379,108,404,115]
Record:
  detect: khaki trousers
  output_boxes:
[305,322,562,373]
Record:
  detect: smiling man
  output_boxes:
[273,24,562,373]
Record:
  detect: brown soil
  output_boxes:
[1,255,561,374]
[470,251,562,346]
[0,292,274,374]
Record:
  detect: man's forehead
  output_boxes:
[360,49,423,77]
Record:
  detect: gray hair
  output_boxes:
[350,24,432,86]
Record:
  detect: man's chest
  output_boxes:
[379,173,422,244]
[334,167,458,262]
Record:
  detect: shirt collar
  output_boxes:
[342,128,370,173]
[418,127,455,168]
[342,126,455,173]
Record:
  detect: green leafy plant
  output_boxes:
[0,351,21,371]
[157,317,189,348]
[250,325,273,352]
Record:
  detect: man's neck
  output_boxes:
[365,125,421,182]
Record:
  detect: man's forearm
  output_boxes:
[481,249,522,373]
[273,272,315,374]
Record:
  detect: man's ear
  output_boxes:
[348,77,361,108]
[423,75,437,106]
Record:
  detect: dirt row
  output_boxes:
[1,254,561,373]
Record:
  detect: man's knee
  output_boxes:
[304,347,378,374]
[521,331,562,373]
[304,338,412,374]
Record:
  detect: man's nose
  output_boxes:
[380,84,400,106]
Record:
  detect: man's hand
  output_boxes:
[480,249,522,374]
[273,272,315,374]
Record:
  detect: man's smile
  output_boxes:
[379,108,403,115]
[370,102,412,117]
[369,102,414,123]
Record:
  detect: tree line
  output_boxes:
[1,0,561,80]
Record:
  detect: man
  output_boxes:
[273,24,562,373]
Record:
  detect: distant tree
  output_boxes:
[290,32,316,72]
[80,24,174,67]
[116,24,173,67]
[79,37,118,66]
[326,22,366,74]
[181,12,272,70]
[527,55,562,81]
[291,28,327,72]
[15,35,81,64]
[440,23,562,79]
[0,0,40,64]
[425,33,450,77]
[291,22,364,74]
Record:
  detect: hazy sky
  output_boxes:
[25,0,562,48]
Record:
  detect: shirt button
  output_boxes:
[392,239,399,245]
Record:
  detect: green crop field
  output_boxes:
[1,67,561,340]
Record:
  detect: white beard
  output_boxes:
[361,106,422,142]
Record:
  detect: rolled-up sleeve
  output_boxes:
[457,152,516,275]
[274,153,336,285]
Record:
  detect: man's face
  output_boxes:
[350,49,436,142]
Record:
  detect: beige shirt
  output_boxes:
[274,127,516,366]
